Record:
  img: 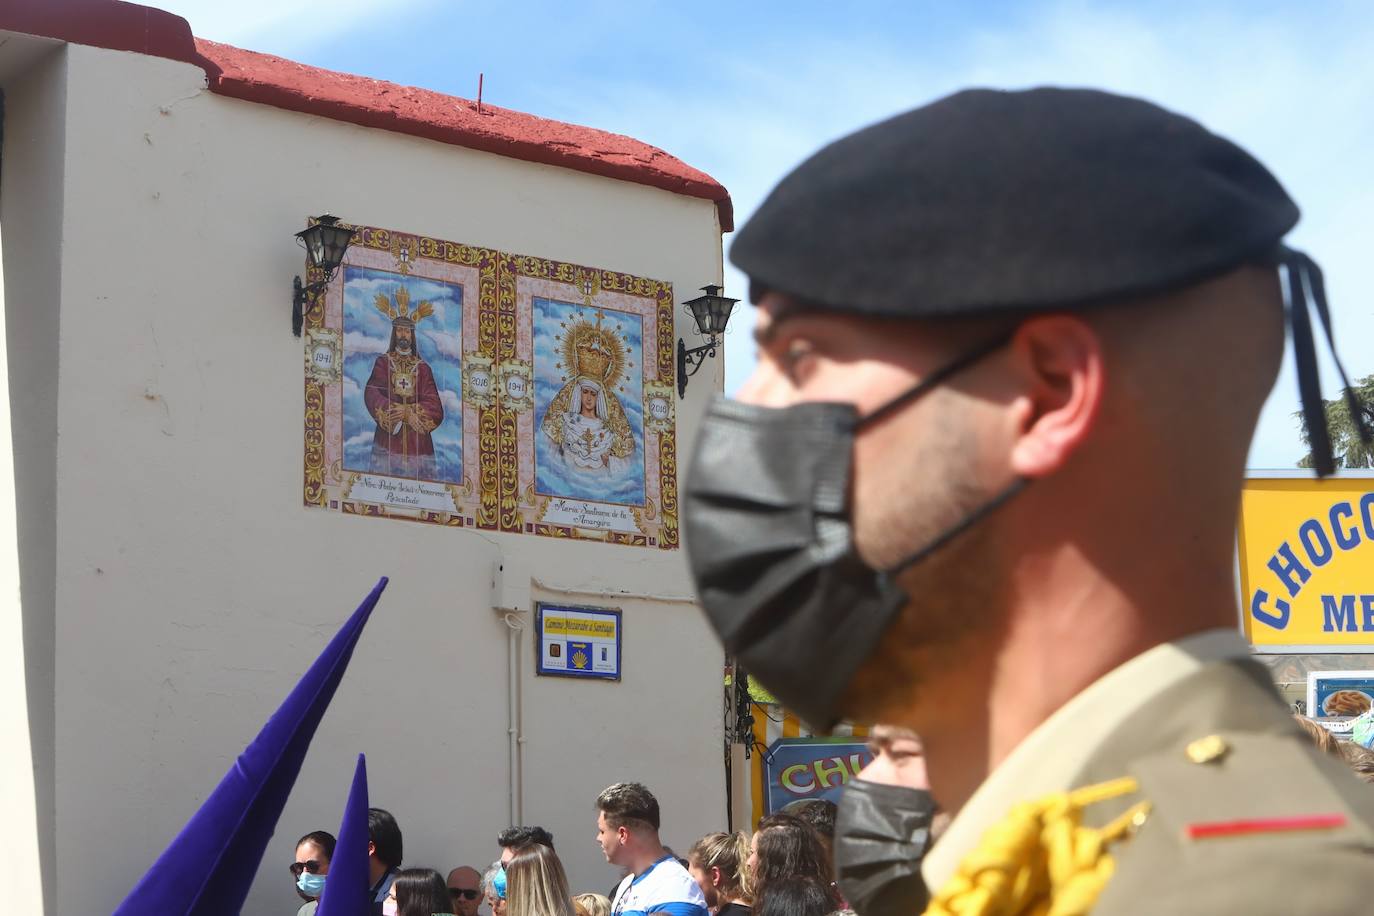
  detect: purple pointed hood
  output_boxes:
[112,577,389,915]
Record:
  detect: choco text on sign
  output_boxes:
[762,737,873,815]
[1238,474,1374,651]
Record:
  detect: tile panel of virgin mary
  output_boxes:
[533,297,646,506]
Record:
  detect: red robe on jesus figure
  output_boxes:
[363,318,444,480]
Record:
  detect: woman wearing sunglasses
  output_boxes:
[290,830,335,916]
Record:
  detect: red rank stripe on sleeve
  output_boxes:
[1185,814,1347,840]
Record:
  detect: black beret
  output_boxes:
[732,86,1371,476]
[731,87,1299,315]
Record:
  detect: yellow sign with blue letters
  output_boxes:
[1238,474,1374,650]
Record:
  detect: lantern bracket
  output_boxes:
[677,337,719,399]
[676,284,739,399]
[291,215,354,337]
[292,276,333,338]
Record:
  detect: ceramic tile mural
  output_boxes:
[304,221,677,549]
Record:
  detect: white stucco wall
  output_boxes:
[0,217,47,916]
[8,40,727,914]
[0,36,68,913]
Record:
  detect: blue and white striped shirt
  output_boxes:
[610,855,709,916]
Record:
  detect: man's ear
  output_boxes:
[617,825,630,844]
[367,839,376,858]
[1005,314,1105,477]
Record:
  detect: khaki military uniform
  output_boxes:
[924,629,1374,913]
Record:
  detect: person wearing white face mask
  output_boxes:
[290,830,335,916]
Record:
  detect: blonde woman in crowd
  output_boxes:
[687,832,752,915]
[505,843,575,916]
[572,892,611,916]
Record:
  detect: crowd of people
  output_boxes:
[286,782,866,916]
[283,713,1374,916]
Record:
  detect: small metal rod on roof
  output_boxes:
[478,72,484,113]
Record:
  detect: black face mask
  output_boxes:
[834,779,937,916]
[683,333,1023,730]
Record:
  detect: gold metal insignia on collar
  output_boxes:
[1185,734,1230,764]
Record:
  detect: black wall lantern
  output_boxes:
[677,284,739,398]
[292,215,355,336]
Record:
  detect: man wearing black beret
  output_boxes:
[684,87,1374,913]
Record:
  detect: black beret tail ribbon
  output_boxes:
[1282,247,1372,477]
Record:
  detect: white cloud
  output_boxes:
[344,330,388,356]
[439,388,463,421]
[422,328,463,362]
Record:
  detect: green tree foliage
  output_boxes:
[1296,374,1374,469]
[746,675,778,705]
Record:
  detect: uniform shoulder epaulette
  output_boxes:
[924,728,1374,915]
[1123,730,1374,847]
[1084,729,1374,913]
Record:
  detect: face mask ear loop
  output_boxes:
[857,330,1017,430]
[883,477,1030,579]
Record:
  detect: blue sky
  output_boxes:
[162,0,1374,467]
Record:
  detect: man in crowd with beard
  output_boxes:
[684,87,1374,913]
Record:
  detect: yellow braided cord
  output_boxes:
[924,778,1149,916]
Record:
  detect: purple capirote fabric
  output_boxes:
[315,754,371,916]
[111,577,390,916]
